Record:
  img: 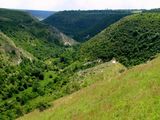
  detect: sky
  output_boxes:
[0,0,159,11]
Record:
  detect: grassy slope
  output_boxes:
[19,56,160,120]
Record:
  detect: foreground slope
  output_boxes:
[81,13,160,66]
[19,55,160,120]
[44,10,132,42]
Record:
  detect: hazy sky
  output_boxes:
[0,0,159,11]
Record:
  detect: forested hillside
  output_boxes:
[0,9,80,119]
[81,13,160,66]
[44,10,132,42]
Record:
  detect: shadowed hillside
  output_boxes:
[44,10,132,42]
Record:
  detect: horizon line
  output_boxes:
[0,7,158,12]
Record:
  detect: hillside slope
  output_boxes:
[19,55,160,120]
[44,10,132,42]
[81,13,160,66]
[0,9,77,59]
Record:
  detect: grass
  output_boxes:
[18,56,160,120]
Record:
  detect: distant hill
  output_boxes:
[143,8,160,13]
[26,10,55,21]
[43,10,132,42]
[81,13,160,66]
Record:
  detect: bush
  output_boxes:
[36,102,51,112]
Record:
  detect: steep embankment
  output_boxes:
[81,13,160,66]
[44,10,132,42]
[19,55,160,120]
[0,32,34,65]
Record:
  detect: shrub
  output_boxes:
[36,102,51,112]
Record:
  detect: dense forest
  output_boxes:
[44,10,133,42]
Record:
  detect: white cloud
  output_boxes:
[0,0,159,11]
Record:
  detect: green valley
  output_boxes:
[0,7,160,120]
